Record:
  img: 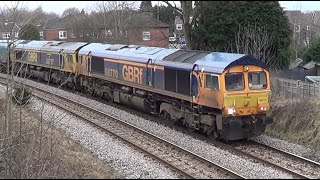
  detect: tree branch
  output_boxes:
[162,1,182,15]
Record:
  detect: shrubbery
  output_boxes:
[303,39,320,62]
[12,86,32,106]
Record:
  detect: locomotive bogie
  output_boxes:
[220,115,271,140]
[118,92,152,113]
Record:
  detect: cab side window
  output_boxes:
[59,54,64,66]
[69,55,73,63]
[79,55,82,64]
[15,51,22,60]
[205,75,219,90]
[212,76,219,90]
[205,75,212,89]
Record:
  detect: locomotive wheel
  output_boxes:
[81,86,86,93]
[101,92,110,102]
[186,123,196,132]
[72,83,78,92]
[160,110,171,121]
[207,131,218,140]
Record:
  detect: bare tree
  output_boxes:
[0,2,58,178]
[1,1,21,177]
[0,2,121,179]
[163,1,237,50]
[163,1,196,50]
[230,24,276,67]
[62,7,80,18]
[95,1,137,43]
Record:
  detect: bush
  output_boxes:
[12,86,32,106]
[267,99,320,151]
[303,39,320,62]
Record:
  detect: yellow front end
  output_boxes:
[223,91,270,116]
[215,65,273,140]
[221,65,271,117]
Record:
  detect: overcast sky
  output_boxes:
[1,1,319,16]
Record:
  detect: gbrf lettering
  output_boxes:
[122,64,143,84]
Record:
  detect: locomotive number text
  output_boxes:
[105,68,118,78]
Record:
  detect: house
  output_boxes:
[44,9,170,47]
[315,64,320,75]
[285,10,320,47]
[280,59,320,80]
[301,60,317,70]
[95,10,130,43]
[96,11,170,47]
[125,12,170,48]
[0,20,20,40]
[35,17,59,40]
[44,14,73,41]
[301,62,320,82]
[44,9,94,41]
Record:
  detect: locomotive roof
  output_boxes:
[78,43,178,63]
[194,52,268,73]
[15,40,89,53]
[40,41,89,53]
[15,40,267,73]
[15,40,49,50]
[0,42,7,48]
[78,43,267,73]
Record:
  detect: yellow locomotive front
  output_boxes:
[194,53,273,140]
[219,65,273,140]
[222,65,270,117]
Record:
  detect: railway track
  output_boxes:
[1,73,320,179]
[0,76,244,179]
[231,140,320,179]
[209,139,317,179]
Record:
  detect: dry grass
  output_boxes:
[0,97,121,179]
[267,74,320,151]
[266,97,320,151]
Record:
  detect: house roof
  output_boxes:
[305,76,320,83]
[45,13,85,30]
[289,58,304,69]
[34,17,59,31]
[128,12,169,28]
[0,21,20,32]
[302,60,316,70]
[44,14,72,29]
[94,10,170,30]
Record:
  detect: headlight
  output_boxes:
[228,108,236,114]
[260,107,267,111]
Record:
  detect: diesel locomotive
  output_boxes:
[7,40,273,140]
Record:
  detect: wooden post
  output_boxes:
[309,83,311,98]
[297,80,300,99]
[303,81,305,99]
[291,81,293,99]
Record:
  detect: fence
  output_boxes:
[272,77,320,99]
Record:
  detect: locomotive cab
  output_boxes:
[195,53,273,140]
[222,65,270,117]
[219,65,273,140]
